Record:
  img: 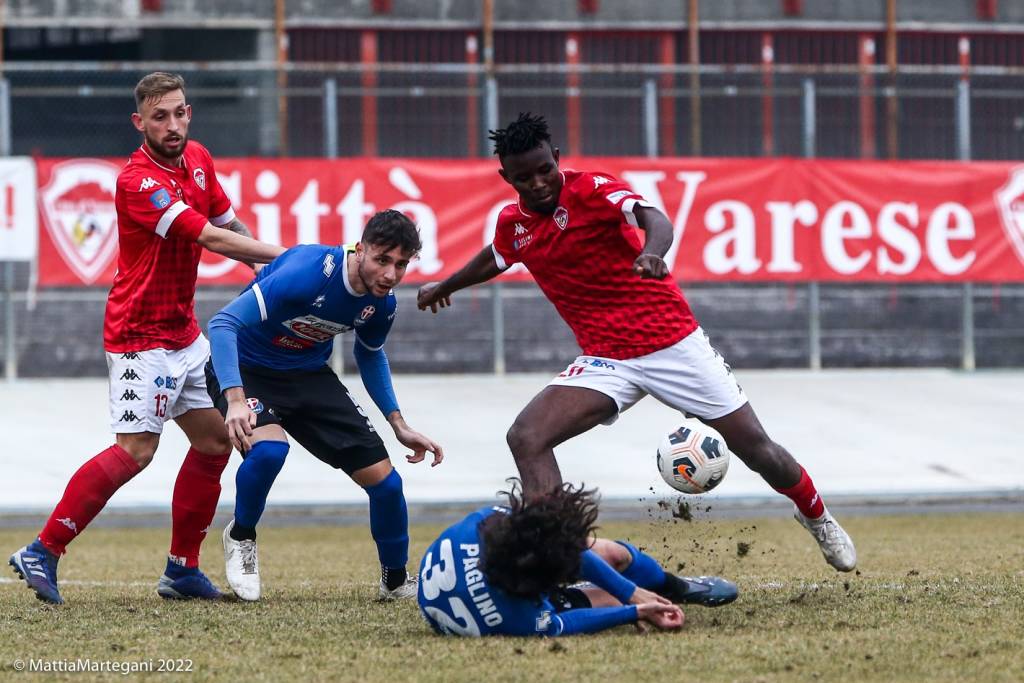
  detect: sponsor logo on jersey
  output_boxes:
[119,409,140,422]
[120,352,140,360]
[513,234,534,250]
[514,223,528,236]
[57,517,78,533]
[281,314,352,342]
[138,177,158,191]
[271,334,316,350]
[120,368,141,381]
[605,189,632,204]
[553,206,569,230]
[193,167,206,190]
[120,389,141,401]
[593,175,611,187]
[246,397,264,415]
[39,159,120,284]
[323,253,336,277]
[149,188,172,210]
[995,168,1024,266]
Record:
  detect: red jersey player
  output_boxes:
[9,72,285,604]
[418,113,856,573]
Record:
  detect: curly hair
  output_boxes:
[361,209,422,255]
[478,479,599,599]
[489,112,552,159]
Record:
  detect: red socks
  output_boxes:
[39,444,141,556]
[775,466,826,519]
[169,447,231,568]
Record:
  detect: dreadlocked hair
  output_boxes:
[489,112,552,159]
[479,478,600,599]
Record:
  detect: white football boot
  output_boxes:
[794,506,857,572]
[223,520,261,601]
[378,573,418,601]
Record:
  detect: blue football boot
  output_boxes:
[660,574,738,607]
[9,539,64,604]
[156,559,223,600]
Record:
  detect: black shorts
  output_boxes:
[549,586,592,612]
[206,361,389,475]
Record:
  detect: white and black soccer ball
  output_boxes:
[656,422,731,494]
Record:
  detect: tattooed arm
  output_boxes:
[219,218,267,272]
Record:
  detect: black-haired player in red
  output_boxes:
[418,113,856,572]
[8,72,285,604]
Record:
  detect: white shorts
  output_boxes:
[548,327,748,425]
[105,334,215,434]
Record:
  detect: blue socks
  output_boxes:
[363,468,409,574]
[616,541,668,590]
[232,440,290,538]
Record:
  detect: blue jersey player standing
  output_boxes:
[206,209,443,602]
[418,480,738,637]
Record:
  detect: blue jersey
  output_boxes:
[237,244,394,370]
[208,243,400,416]
[417,506,638,637]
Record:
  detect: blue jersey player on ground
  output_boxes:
[206,209,443,602]
[418,480,738,637]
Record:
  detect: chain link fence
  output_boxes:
[1,63,1023,376]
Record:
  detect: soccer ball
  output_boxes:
[656,422,731,494]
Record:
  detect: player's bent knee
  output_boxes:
[506,421,542,457]
[363,467,403,497]
[116,433,159,469]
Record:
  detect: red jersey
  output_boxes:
[104,141,235,352]
[491,169,698,360]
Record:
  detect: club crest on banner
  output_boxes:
[994,166,1024,266]
[39,159,121,283]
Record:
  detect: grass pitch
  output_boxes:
[0,511,1021,683]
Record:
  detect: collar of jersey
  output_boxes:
[515,170,566,219]
[139,144,187,175]
[340,246,361,297]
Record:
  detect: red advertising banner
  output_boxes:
[34,156,1024,286]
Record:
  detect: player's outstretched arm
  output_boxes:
[632,205,674,279]
[197,223,285,265]
[417,245,504,313]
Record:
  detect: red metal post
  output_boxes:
[761,32,775,156]
[659,31,677,157]
[566,32,582,155]
[361,30,378,156]
[858,33,877,159]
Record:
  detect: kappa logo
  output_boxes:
[994,167,1024,266]
[120,389,141,401]
[120,352,140,360]
[311,294,326,308]
[119,410,140,422]
[323,253,336,277]
[514,223,528,236]
[39,159,121,284]
[193,167,206,190]
[593,175,611,187]
[57,517,78,533]
[120,368,141,381]
[138,177,158,191]
[553,206,569,230]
